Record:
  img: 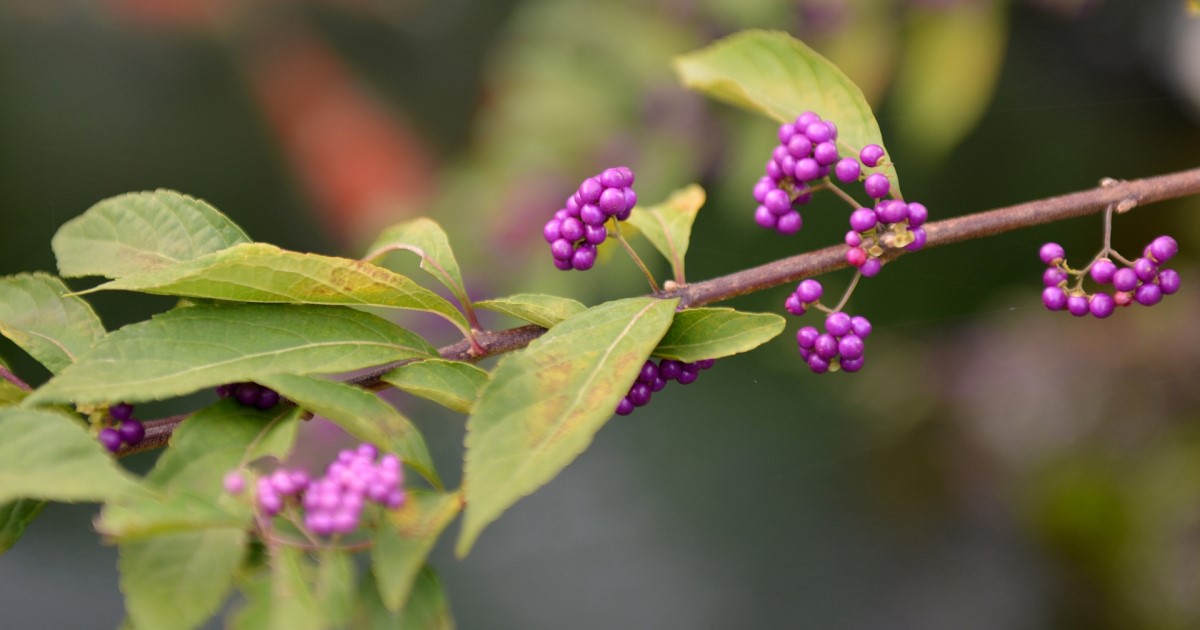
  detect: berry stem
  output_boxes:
[610,219,662,294]
[0,366,31,391]
[830,270,863,314]
[824,179,861,210]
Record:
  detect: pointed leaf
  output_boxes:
[27,303,436,406]
[653,308,786,363]
[53,189,251,279]
[257,374,441,488]
[475,293,586,328]
[458,297,678,555]
[268,546,323,630]
[0,499,46,555]
[0,407,138,503]
[85,242,471,335]
[366,218,473,316]
[373,491,462,611]
[0,273,106,373]
[625,185,705,283]
[891,1,1007,160]
[119,527,246,630]
[356,566,454,630]
[674,30,899,194]
[382,359,490,414]
[98,402,302,539]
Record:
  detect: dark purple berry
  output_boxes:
[256,388,280,410]
[110,403,134,421]
[1148,235,1178,263]
[677,365,700,385]
[118,419,145,446]
[1158,269,1181,295]
[1112,268,1138,292]
[615,397,635,416]
[1039,243,1065,266]
[99,428,122,453]
[650,377,667,392]
[628,383,652,406]
[658,359,684,381]
[1089,293,1116,319]
[1089,259,1117,284]
[1135,283,1162,306]
[216,384,232,398]
[1042,287,1068,311]
[553,258,572,271]
[637,360,658,384]
[696,359,716,370]
[859,144,885,167]
[236,383,262,406]
[550,238,574,260]
[840,356,865,373]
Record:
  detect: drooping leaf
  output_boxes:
[83,242,471,336]
[891,0,1007,160]
[257,374,441,488]
[53,189,251,279]
[373,491,462,612]
[382,359,490,414]
[316,548,357,628]
[356,566,454,630]
[674,30,899,194]
[365,218,474,319]
[457,297,678,555]
[268,545,323,630]
[652,308,786,363]
[0,273,106,373]
[119,527,247,630]
[475,293,586,329]
[98,402,302,539]
[27,303,436,406]
[0,407,138,503]
[0,499,46,555]
[625,185,705,284]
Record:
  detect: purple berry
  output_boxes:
[1133,258,1158,283]
[224,471,245,495]
[650,376,667,392]
[627,383,652,407]
[677,365,699,384]
[796,279,823,303]
[766,160,783,180]
[543,218,562,244]
[834,158,861,183]
[850,316,872,338]
[622,187,637,212]
[876,200,908,224]
[571,245,597,271]
[601,167,632,189]
[1089,293,1116,319]
[796,326,820,349]
[584,224,607,245]
[1066,294,1089,317]
[658,359,684,381]
[904,228,927,252]
[1042,287,1068,311]
[1158,269,1181,295]
[580,203,607,226]
[98,428,122,453]
[1089,259,1117,285]
[1112,267,1138,292]
[256,389,280,410]
[846,231,863,247]
[1039,243,1065,266]
[825,312,852,337]
[577,177,603,204]
[550,238,574,261]
[1135,283,1162,306]
[814,334,839,360]
[859,144,885,167]
[787,135,813,159]
[697,359,716,370]
[838,334,864,361]
[561,217,586,241]
[753,178,774,203]
[778,122,797,143]
[840,356,865,373]
[850,208,877,233]
[812,141,839,166]
[805,121,833,143]
[1148,236,1178,263]
[776,211,803,235]
[598,188,626,216]
[615,397,635,416]
[794,158,820,181]
[637,360,658,384]
[764,189,791,215]
[754,205,778,229]
[863,174,890,199]
[807,354,830,374]
[216,384,232,398]
[1044,267,1068,287]
[110,403,134,421]
[861,258,882,277]
[796,111,821,129]
[784,294,806,316]
[906,203,928,228]
[235,383,262,407]
[118,419,145,446]
[553,257,572,271]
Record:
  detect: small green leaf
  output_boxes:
[625,185,705,283]
[119,528,246,630]
[257,374,441,489]
[373,491,462,612]
[366,217,474,318]
[476,293,586,328]
[653,308,786,363]
[382,359,490,414]
[97,402,302,539]
[53,189,251,279]
[458,297,678,556]
[0,407,138,503]
[269,546,323,630]
[356,566,454,630]
[0,273,106,374]
[317,548,357,628]
[27,303,436,406]
[0,499,46,555]
[674,30,898,194]
[891,1,1007,160]
[85,242,471,336]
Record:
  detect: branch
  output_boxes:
[123,165,1200,454]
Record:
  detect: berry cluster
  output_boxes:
[217,382,281,410]
[753,111,840,234]
[795,312,872,374]
[543,167,637,271]
[225,443,405,538]
[97,402,145,453]
[615,358,715,416]
[1040,236,1180,318]
[844,197,928,278]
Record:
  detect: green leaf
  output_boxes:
[652,308,786,363]
[674,30,898,194]
[366,218,474,318]
[316,548,357,628]
[356,566,454,630]
[458,297,678,555]
[0,499,46,555]
[256,374,441,489]
[119,528,247,630]
[373,491,462,612]
[0,273,106,374]
[27,303,436,406]
[98,402,302,539]
[476,293,586,329]
[0,380,28,407]
[382,359,490,414]
[0,407,138,503]
[84,242,472,336]
[53,189,251,279]
[891,1,1007,160]
[625,185,705,283]
[268,546,323,630]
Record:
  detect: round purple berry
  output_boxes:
[754,205,778,229]
[840,356,865,373]
[98,428,122,453]
[837,334,865,361]
[577,177,603,204]
[1039,243,1065,266]
[764,189,791,215]
[224,471,245,495]
[778,122,797,143]
[553,257,572,271]
[615,397,635,416]
[1089,259,1117,285]
[805,121,832,143]
[1066,294,1090,317]
[1135,283,1163,306]
[807,354,830,374]
[598,188,626,216]
[859,144,885,167]
[584,224,607,245]
[796,279,823,304]
[580,203,607,226]
[571,245,597,271]
[850,316,872,338]
[697,359,716,370]
[834,158,861,183]
[796,326,820,350]
[776,211,803,235]
[753,178,774,203]
[825,312,852,337]
[543,218,562,244]
[658,359,684,381]
[256,389,280,410]
[621,187,637,212]
[904,228,927,252]
[876,200,908,224]
[794,158,820,181]
[1158,269,1181,295]
[650,377,667,392]
[863,174,890,199]
[785,294,806,316]
[1044,267,1068,287]
[814,334,839,360]
[601,167,632,189]
[812,141,839,166]
[1042,287,1068,311]
[1089,293,1116,319]
[1112,268,1138,292]
[849,208,877,233]
[118,419,145,446]
[1133,258,1158,283]
[906,202,928,228]
[110,403,134,421]
[677,365,700,385]
[861,258,882,277]
[846,231,863,247]
[787,135,813,159]
[1148,235,1178,263]
[637,360,658,384]
[235,383,262,407]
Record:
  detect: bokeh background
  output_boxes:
[2,0,1200,628]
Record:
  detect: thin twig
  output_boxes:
[0,366,31,391]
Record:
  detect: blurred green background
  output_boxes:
[2,0,1200,628]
